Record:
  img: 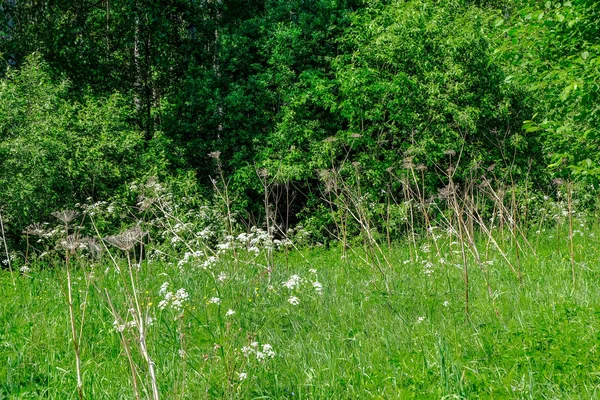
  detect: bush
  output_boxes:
[0,54,145,236]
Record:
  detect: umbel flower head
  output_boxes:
[52,210,80,225]
[61,234,82,252]
[22,222,45,236]
[105,226,147,251]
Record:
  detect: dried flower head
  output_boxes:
[83,237,102,258]
[257,168,269,178]
[23,223,45,236]
[323,136,337,143]
[438,185,454,199]
[487,163,496,172]
[444,149,457,157]
[208,151,221,159]
[478,177,492,189]
[52,210,80,225]
[349,133,363,139]
[61,234,82,252]
[415,164,427,172]
[105,226,147,251]
[553,178,564,186]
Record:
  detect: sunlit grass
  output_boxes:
[2,223,600,399]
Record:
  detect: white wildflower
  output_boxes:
[312,281,323,295]
[226,309,236,316]
[208,297,221,305]
[159,282,170,296]
[283,275,303,290]
[288,296,300,306]
[262,343,275,358]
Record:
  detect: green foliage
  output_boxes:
[263,0,536,198]
[0,55,145,232]
[496,0,600,181]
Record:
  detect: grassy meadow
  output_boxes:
[2,211,600,399]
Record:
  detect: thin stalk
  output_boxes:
[65,250,84,400]
[0,210,15,286]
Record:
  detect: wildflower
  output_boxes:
[443,301,450,307]
[237,372,247,381]
[217,272,228,282]
[159,286,189,311]
[262,343,275,358]
[159,282,170,296]
[241,346,253,357]
[179,349,186,358]
[422,261,434,276]
[20,265,31,274]
[416,316,425,324]
[312,281,323,295]
[309,268,317,274]
[288,296,300,306]
[226,309,235,316]
[208,297,221,305]
[283,275,303,290]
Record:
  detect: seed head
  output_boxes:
[552,178,564,186]
[61,234,82,252]
[23,223,45,236]
[52,210,79,225]
[105,226,147,251]
[444,149,457,157]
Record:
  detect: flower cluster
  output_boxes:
[240,341,275,362]
[158,282,189,311]
[282,269,323,306]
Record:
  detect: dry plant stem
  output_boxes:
[410,167,441,256]
[484,180,535,254]
[178,319,187,400]
[78,267,92,352]
[510,186,522,282]
[0,210,15,286]
[65,250,84,400]
[126,251,160,400]
[567,181,576,284]
[455,197,499,316]
[89,216,122,274]
[105,289,141,400]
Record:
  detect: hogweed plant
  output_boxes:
[103,226,160,400]
[52,210,85,400]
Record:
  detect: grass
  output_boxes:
[2,225,600,399]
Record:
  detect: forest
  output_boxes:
[1,0,600,398]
